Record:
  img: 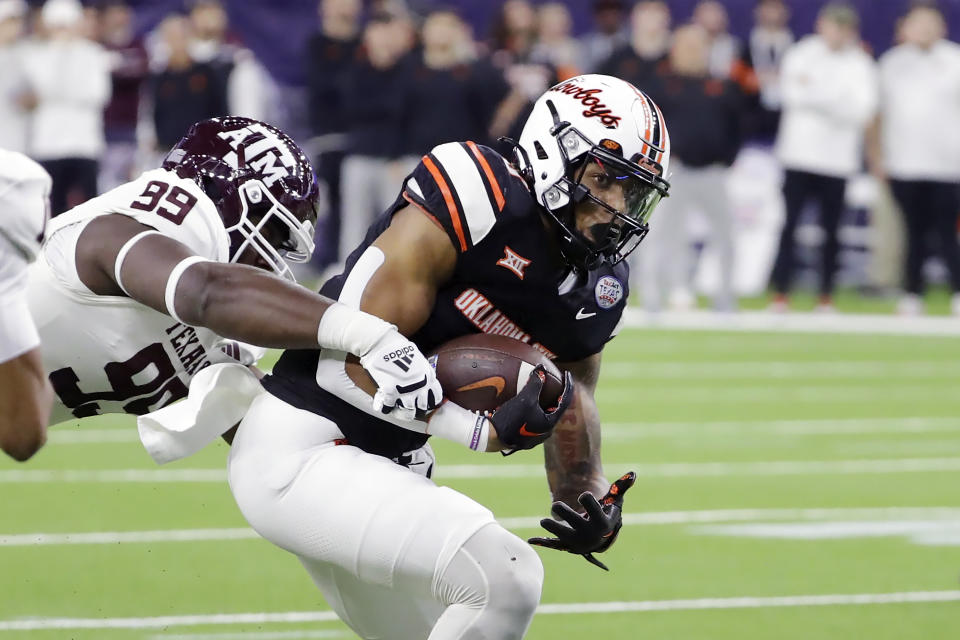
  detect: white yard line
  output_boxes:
[0,469,226,483]
[4,507,960,547]
[534,590,960,614]
[2,591,958,631]
[0,528,259,546]
[691,520,960,546]
[602,416,960,438]
[4,457,960,484]
[833,440,960,456]
[435,458,960,479]
[0,612,340,631]
[600,360,960,379]
[621,308,960,336]
[149,632,346,640]
[596,385,953,405]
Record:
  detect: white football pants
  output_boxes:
[228,392,544,639]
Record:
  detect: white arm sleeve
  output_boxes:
[164,256,211,325]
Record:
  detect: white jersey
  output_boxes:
[27,168,262,425]
[0,150,51,364]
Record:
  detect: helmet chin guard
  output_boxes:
[514,75,671,270]
[227,180,316,282]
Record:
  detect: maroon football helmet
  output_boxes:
[162,116,319,281]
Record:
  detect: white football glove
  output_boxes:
[359,328,442,421]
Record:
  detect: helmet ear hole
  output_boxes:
[534,140,548,160]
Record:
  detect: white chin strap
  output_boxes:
[225,180,315,282]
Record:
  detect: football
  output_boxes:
[430,333,565,412]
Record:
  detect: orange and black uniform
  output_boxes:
[265,142,628,459]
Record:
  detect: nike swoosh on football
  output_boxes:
[576,308,597,320]
[456,376,506,396]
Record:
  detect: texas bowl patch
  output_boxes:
[595,276,623,309]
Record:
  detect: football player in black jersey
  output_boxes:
[227,75,671,640]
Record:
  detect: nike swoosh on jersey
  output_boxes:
[576,308,597,320]
[456,376,507,396]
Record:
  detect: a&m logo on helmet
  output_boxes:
[549,80,622,129]
[595,276,624,309]
[217,122,297,187]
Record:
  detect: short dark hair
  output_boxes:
[593,0,624,12]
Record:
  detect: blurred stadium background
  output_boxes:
[3,0,960,638]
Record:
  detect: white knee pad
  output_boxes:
[433,523,544,640]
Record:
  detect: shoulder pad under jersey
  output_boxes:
[47,168,230,262]
[403,141,532,252]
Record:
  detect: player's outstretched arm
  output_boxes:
[527,352,635,570]
[77,214,353,348]
[75,214,440,417]
[543,353,610,505]
[0,348,52,461]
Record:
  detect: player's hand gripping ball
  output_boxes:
[430,334,574,451]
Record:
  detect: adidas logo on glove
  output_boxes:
[383,346,417,372]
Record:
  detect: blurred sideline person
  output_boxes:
[640,24,742,312]
[692,0,743,80]
[187,0,276,123]
[98,0,149,192]
[577,0,629,74]
[877,3,960,316]
[745,0,793,143]
[147,15,228,163]
[530,2,580,79]
[26,117,440,460]
[0,0,30,154]
[598,0,671,90]
[337,11,415,265]
[228,75,668,639]
[21,0,111,216]
[770,2,877,311]
[305,0,363,269]
[0,150,53,461]
[401,8,510,156]
[187,0,235,90]
[487,0,559,141]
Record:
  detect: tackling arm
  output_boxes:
[78,213,443,416]
[77,214,365,349]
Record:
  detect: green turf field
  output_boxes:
[3,327,960,639]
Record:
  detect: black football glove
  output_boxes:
[487,365,574,453]
[527,471,636,571]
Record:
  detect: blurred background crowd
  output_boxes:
[2,0,959,315]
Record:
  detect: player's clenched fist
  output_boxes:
[487,365,574,452]
[360,329,443,420]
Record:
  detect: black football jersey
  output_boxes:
[265,141,629,458]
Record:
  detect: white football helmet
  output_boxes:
[513,74,671,269]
